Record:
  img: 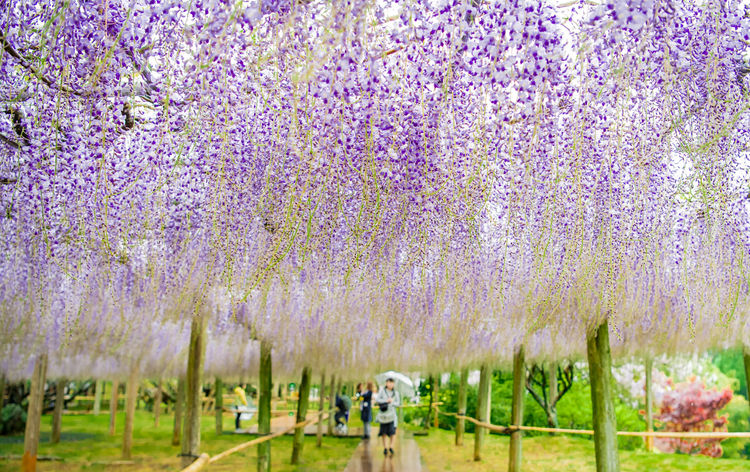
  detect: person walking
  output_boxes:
[233,383,248,431]
[357,382,374,439]
[375,378,400,456]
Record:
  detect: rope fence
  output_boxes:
[179,409,334,472]
[433,405,750,439]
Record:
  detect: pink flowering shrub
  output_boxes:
[653,377,733,457]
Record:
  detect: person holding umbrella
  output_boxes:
[375,378,401,456]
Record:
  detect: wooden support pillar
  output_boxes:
[181,316,207,468]
[51,379,65,444]
[433,378,440,429]
[327,374,335,436]
[645,358,653,452]
[291,366,312,464]
[109,380,119,436]
[93,380,103,415]
[154,379,163,427]
[743,346,750,422]
[257,339,272,472]
[508,346,525,472]
[425,376,434,429]
[123,368,138,459]
[587,321,620,472]
[0,373,5,410]
[214,377,223,435]
[172,377,186,446]
[473,364,491,462]
[317,372,325,447]
[456,369,468,446]
[22,354,47,472]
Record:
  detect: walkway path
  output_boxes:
[241,412,363,437]
[342,432,427,472]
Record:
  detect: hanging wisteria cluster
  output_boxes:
[0,0,749,380]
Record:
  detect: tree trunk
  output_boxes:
[123,369,138,459]
[587,321,620,472]
[172,377,186,446]
[456,369,468,446]
[317,372,325,447]
[51,379,65,444]
[154,379,162,428]
[548,361,559,429]
[22,354,47,472]
[473,364,491,462]
[291,366,312,464]
[257,339,272,472]
[645,358,654,452]
[508,346,525,472]
[109,380,120,436]
[214,377,223,435]
[181,316,207,468]
[327,374,335,436]
[93,380,103,415]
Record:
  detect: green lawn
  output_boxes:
[415,429,750,472]
[0,410,359,471]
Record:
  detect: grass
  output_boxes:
[0,410,359,471]
[414,429,750,472]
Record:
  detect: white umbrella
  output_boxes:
[375,371,416,399]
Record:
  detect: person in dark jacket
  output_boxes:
[356,381,374,439]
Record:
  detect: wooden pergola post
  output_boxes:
[154,379,162,427]
[508,346,525,472]
[743,346,750,421]
[257,339,273,472]
[645,358,654,452]
[93,380,103,415]
[214,377,223,435]
[123,368,139,459]
[172,377,186,446]
[473,364,491,462]
[291,366,312,464]
[109,380,120,436]
[51,379,65,444]
[456,369,468,446]
[22,354,47,472]
[433,377,440,429]
[181,316,207,468]
[317,372,326,447]
[587,321,620,472]
[327,374,335,436]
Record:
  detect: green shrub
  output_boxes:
[1,404,27,435]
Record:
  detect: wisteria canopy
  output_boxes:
[0,0,749,381]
